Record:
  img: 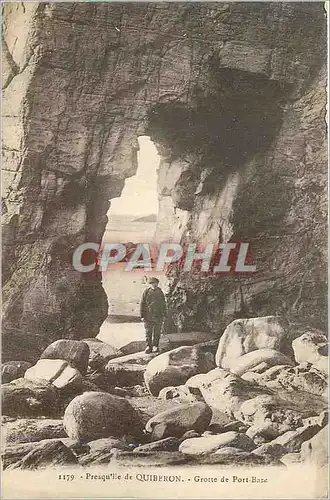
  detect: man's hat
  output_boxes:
[148,277,159,284]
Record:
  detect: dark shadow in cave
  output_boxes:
[147,67,291,197]
[145,67,293,332]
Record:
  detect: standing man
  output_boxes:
[140,277,167,354]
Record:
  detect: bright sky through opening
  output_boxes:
[109,136,160,216]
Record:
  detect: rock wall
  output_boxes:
[156,65,327,334]
[2,3,327,361]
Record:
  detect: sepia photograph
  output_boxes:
[1,1,328,499]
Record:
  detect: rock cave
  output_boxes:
[1,2,328,489]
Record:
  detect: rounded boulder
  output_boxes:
[40,340,90,375]
[179,431,256,455]
[292,331,328,373]
[145,402,212,440]
[144,345,215,397]
[229,349,294,376]
[1,361,32,384]
[215,316,291,369]
[63,391,142,441]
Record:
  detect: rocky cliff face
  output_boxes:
[156,65,327,334]
[2,3,327,361]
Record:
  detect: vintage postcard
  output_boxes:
[1,1,328,499]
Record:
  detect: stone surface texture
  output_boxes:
[63,391,142,441]
[3,418,66,444]
[7,440,78,470]
[2,378,60,417]
[144,344,215,396]
[179,431,256,455]
[40,339,90,374]
[145,402,212,439]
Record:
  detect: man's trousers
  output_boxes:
[144,320,162,349]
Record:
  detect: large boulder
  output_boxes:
[292,331,328,373]
[239,394,321,440]
[3,419,66,444]
[195,368,326,432]
[278,389,326,416]
[1,361,32,384]
[215,316,293,369]
[242,363,328,399]
[144,344,215,396]
[3,443,43,469]
[104,363,146,386]
[133,437,180,453]
[2,378,59,417]
[301,424,328,468]
[186,371,249,431]
[2,438,82,469]
[3,441,48,469]
[24,359,83,393]
[63,391,142,441]
[179,432,256,455]
[197,368,271,416]
[8,440,78,470]
[270,424,321,453]
[145,402,212,440]
[300,425,328,499]
[229,348,294,376]
[40,339,90,374]
[82,339,122,371]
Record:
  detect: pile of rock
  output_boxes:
[2,339,91,418]
[1,317,328,470]
[141,316,328,467]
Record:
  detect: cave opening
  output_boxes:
[97,136,166,346]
